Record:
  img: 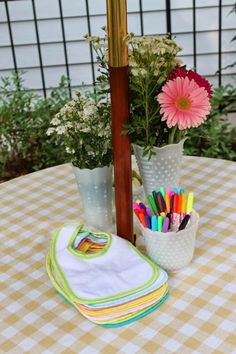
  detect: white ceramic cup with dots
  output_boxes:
[140,209,199,272]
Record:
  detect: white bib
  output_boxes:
[49,224,165,304]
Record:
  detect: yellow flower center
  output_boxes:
[176,96,191,110]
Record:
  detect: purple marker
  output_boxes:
[162,217,170,233]
[146,207,153,217]
[139,202,147,211]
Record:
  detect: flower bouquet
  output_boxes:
[86,31,212,195]
[124,34,212,195]
[47,92,112,170]
[47,92,113,230]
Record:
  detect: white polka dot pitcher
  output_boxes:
[133,139,185,198]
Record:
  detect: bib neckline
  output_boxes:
[67,225,112,259]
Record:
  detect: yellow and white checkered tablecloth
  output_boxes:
[1,156,236,354]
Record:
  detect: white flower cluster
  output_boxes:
[46,93,112,169]
[127,34,182,79]
[84,29,108,52]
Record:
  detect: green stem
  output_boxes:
[168,125,177,144]
[175,128,184,143]
[145,76,149,145]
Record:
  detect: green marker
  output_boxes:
[148,195,158,214]
[157,216,163,232]
[160,187,165,199]
[152,191,159,212]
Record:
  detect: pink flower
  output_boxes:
[156,76,211,130]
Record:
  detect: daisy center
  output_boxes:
[176,96,191,111]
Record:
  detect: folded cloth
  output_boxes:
[46,224,169,326]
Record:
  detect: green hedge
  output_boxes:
[0,72,70,181]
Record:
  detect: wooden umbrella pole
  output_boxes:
[106,0,134,243]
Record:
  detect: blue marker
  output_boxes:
[151,215,158,231]
[145,214,151,229]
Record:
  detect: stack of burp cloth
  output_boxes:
[46,224,169,327]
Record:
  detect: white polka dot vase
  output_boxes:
[73,165,113,232]
[133,139,185,197]
[141,209,199,272]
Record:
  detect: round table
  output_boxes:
[1,156,236,353]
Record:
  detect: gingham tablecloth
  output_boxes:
[1,156,236,354]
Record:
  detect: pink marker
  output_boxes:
[133,202,142,211]
[165,187,171,196]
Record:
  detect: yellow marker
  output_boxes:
[186,192,194,213]
[160,212,166,219]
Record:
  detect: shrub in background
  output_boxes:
[184,84,236,161]
[0,71,70,181]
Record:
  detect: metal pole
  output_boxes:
[32,0,47,98]
[106,0,134,243]
[58,0,72,98]
[218,0,222,86]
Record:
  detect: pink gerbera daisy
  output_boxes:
[156,76,211,130]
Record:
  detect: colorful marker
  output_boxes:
[148,194,158,214]
[186,192,194,214]
[134,209,142,223]
[178,214,190,231]
[152,191,159,211]
[157,191,166,212]
[177,194,182,214]
[160,187,165,199]
[145,214,151,229]
[172,194,180,231]
[146,207,153,217]
[133,187,195,233]
[139,202,147,211]
[165,192,170,213]
[180,192,186,222]
[162,217,170,233]
[157,216,163,231]
[151,215,158,231]
[181,193,186,214]
[139,213,147,228]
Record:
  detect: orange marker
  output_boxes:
[134,209,142,222]
[181,193,186,213]
[173,194,178,213]
[139,213,147,228]
[165,192,170,213]
[177,194,182,214]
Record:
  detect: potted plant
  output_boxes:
[124,34,212,196]
[47,92,113,230]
